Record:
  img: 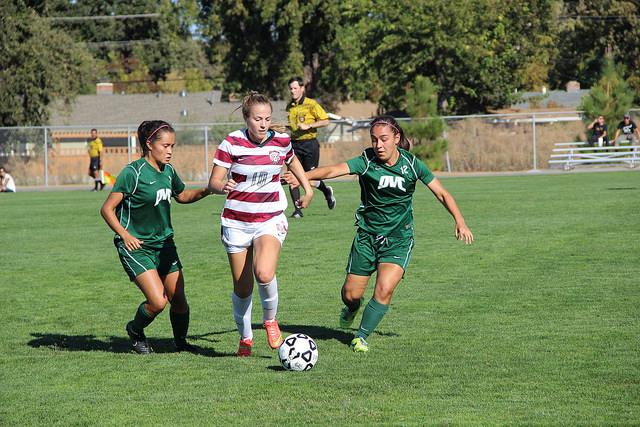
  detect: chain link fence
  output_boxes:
[1,110,637,187]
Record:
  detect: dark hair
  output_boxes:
[90,128,97,133]
[288,76,305,87]
[369,115,411,150]
[137,120,174,156]
[241,91,272,120]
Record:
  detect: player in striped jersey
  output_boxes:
[101,120,213,354]
[285,115,473,353]
[208,92,314,356]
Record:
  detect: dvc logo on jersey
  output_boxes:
[378,175,406,191]
[155,188,172,206]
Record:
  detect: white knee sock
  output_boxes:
[258,276,278,322]
[231,292,253,339]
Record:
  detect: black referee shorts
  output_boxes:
[292,139,320,172]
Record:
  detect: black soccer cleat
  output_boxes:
[126,321,154,355]
[325,186,336,210]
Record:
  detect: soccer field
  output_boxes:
[1,171,638,425]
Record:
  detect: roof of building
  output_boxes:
[49,90,290,126]
[511,89,590,110]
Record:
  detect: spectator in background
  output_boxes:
[612,113,639,145]
[87,128,104,191]
[0,166,16,192]
[587,115,609,147]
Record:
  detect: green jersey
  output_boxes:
[346,148,434,237]
[112,158,185,248]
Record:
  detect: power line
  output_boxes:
[45,13,160,22]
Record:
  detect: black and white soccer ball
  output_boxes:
[278,333,318,371]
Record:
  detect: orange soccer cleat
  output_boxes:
[263,319,284,349]
[237,337,253,357]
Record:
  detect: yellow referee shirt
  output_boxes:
[88,138,103,158]
[287,97,329,141]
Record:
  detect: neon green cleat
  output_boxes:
[339,298,364,329]
[350,337,369,353]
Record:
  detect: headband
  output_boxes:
[146,124,170,143]
[370,120,400,134]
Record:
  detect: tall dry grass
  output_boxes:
[445,118,584,171]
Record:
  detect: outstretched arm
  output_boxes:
[175,187,211,204]
[426,178,474,244]
[282,162,350,188]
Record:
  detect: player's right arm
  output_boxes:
[100,192,143,251]
[307,163,350,180]
[281,162,350,188]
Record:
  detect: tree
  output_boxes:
[579,57,634,124]
[402,76,448,170]
[550,0,640,99]
[0,2,92,126]
[361,0,559,113]
[34,0,212,93]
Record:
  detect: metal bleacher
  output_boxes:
[549,141,639,170]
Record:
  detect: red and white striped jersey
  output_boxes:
[213,129,294,228]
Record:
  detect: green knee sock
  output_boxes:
[170,308,190,343]
[357,298,389,339]
[131,302,156,334]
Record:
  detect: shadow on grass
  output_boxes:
[253,323,398,345]
[27,332,236,357]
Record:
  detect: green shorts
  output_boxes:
[116,241,182,281]
[346,229,415,276]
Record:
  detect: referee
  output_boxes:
[286,76,336,218]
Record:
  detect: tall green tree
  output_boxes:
[0,2,92,126]
[36,0,211,93]
[402,76,447,170]
[550,0,640,98]
[201,0,305,98]
[361,0,558,113]
[579,57,634,124]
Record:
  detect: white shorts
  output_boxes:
[221,213,289,254]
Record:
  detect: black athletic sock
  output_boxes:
[290,187,301,209]
[341,288,362,313]
[170,308,190,343]
[130,302,156,335]
[93,180,99,190]
[317,180,329,195]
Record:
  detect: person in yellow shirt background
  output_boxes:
[286,76,335,218]
[87,128,104,191]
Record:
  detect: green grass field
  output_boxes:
[1,171,639,425]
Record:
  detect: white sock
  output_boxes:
[231,292,253,339]
[258,276,278,321]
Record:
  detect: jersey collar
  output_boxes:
[291,95,306,106]
[244,128,275,146]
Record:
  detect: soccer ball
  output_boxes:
[278,333,318,371]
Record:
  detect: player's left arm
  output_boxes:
[426,178,474,244]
